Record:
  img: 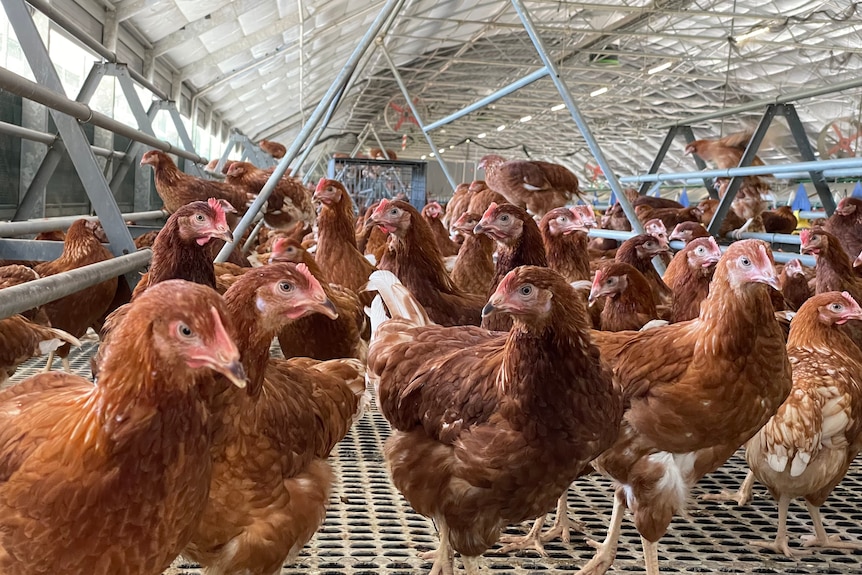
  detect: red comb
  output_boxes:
[799,229,810,245]
[481,202,498,220]
[207,198,226,225]
[373,198,390,215]
[315,178,329,192]
[296,263,322,292]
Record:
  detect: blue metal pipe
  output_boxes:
[422,67,550,132]
[619,157,862,184]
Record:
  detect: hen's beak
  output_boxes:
[209,225,233,244]
[199,307,248,389]
[313,297,339,320]
[751,271,781,291]
[854,251,862,268]
[220,360,248,389]
[481,294,506,318]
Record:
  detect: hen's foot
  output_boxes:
[751,537,807,558]
[418,549,437,561]
[801,533,862,550]
[576,539,616,575]
[701,489,751,506]
[541,509,584,544]
[497,516,549,556]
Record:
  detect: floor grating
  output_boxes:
[5,342,862,574]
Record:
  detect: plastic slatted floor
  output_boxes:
[6,343,862,574]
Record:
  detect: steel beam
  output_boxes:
[0,249,152,320]
[510,0,652,274]
[14,64,107,222]
[0,67,207,165]
[422,66,550,132]
[109,102,159,199]
[216,0,407,262]
[620,157,862,184]
[778,104,836,215]
[0,120,123,159]
[659,75,862,129]
[163,101,205,177]
[2,0,138,287]
[0,210,166,237]
[378,42,459,192]
[637,126,677,196]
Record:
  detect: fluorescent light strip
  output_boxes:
[550,103,566,111]
[590,87,608,97]
[497,125,506,131]
[520,115,532,123]
[647,61,672,75]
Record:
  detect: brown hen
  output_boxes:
[823,197,862,261]
[0,280,246,575]
[663,236,722,323]
[479,154,581,217]
[450,212,495,298]
[225,161,315,229]
[366,267,621,575]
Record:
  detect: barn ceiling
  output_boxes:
[39,0,862,185]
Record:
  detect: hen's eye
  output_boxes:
[194,214,205,222]
[830,303,844,312]
[607,277,617,285]
[646,242,655,248]
[519,285,533,296]
[278,281,295,293]
[390,208,399,216]
[739,256,752,267]
[500,215,510,222]
[557,216,568,223]
[695,247,706,255]
[177,323,194,338]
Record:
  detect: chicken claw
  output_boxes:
[577,492,625,575]
[700,471,754,506]
[424,521,455,575]
[800,533,862,550]
[496,515,550,556]
[751,537,803,558]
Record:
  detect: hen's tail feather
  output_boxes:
[38,326,82,355]
[364,270,431,326]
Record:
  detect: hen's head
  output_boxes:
[799,227,834,257]
[367,198,413,236]
[224,161,253,180]
[468,180,488,193]
[570,204,597,229]
[313,178,347,206]
[624,234,669,260]
[170,199,233,246]
[783,258,806,277]
[643,218,668,242]
[588,262,639,304]
[540,207,580,237]
[482,265,568,324]
[226,262,336,333]
[62,219,104,255]
[126,280,247,389]
[683,237,722,274]
[835,197,861,218]
[422,201,443,219]
[669,221,709,243]
[715,239,779,292]
[684,141,702,156]
[268,236,304,264]
[140,150,169,168]
[799,291,862,327]
[453,212,481,234]
[478,155,506,172]
[474,202,528,245]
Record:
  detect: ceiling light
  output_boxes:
[590,87,608,97]
[550,103,566,111]
[449,144,455,149]
[735,26,770,43]
[647,61,672,75]
[497,125,506,131]
[421,155,427,160]
[465,138,471,143]
[440,129,446,133]
[439,148,445,154]
[429,152,435,157]
[477,132,487,138]
[520,115,532,123]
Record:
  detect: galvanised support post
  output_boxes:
[110,102,159,206]
[215,131,241,174]
[638,126,678,196]
[679,125,718,199]
[1,0,138,287]
[510,0,655,269]
[706,105,778,236]
[163,101,205,177]
[378,41,459,192]
[216,0,407,262]
[14,63,106,221]
[779,103,836,215]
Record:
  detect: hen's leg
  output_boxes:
[576,490,625,575]
[42,350,55,372]
[61,356,71,374]
[427,521,455,575]
[752,494,798,557]
[801,502,862,550]
[641,536,660,575]
[541,492,585,543]
[462,556,482,575]
[701,470,754,506]
[496,514,549,556]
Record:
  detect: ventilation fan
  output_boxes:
[817,116,862,159]
[383,96,429,135]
